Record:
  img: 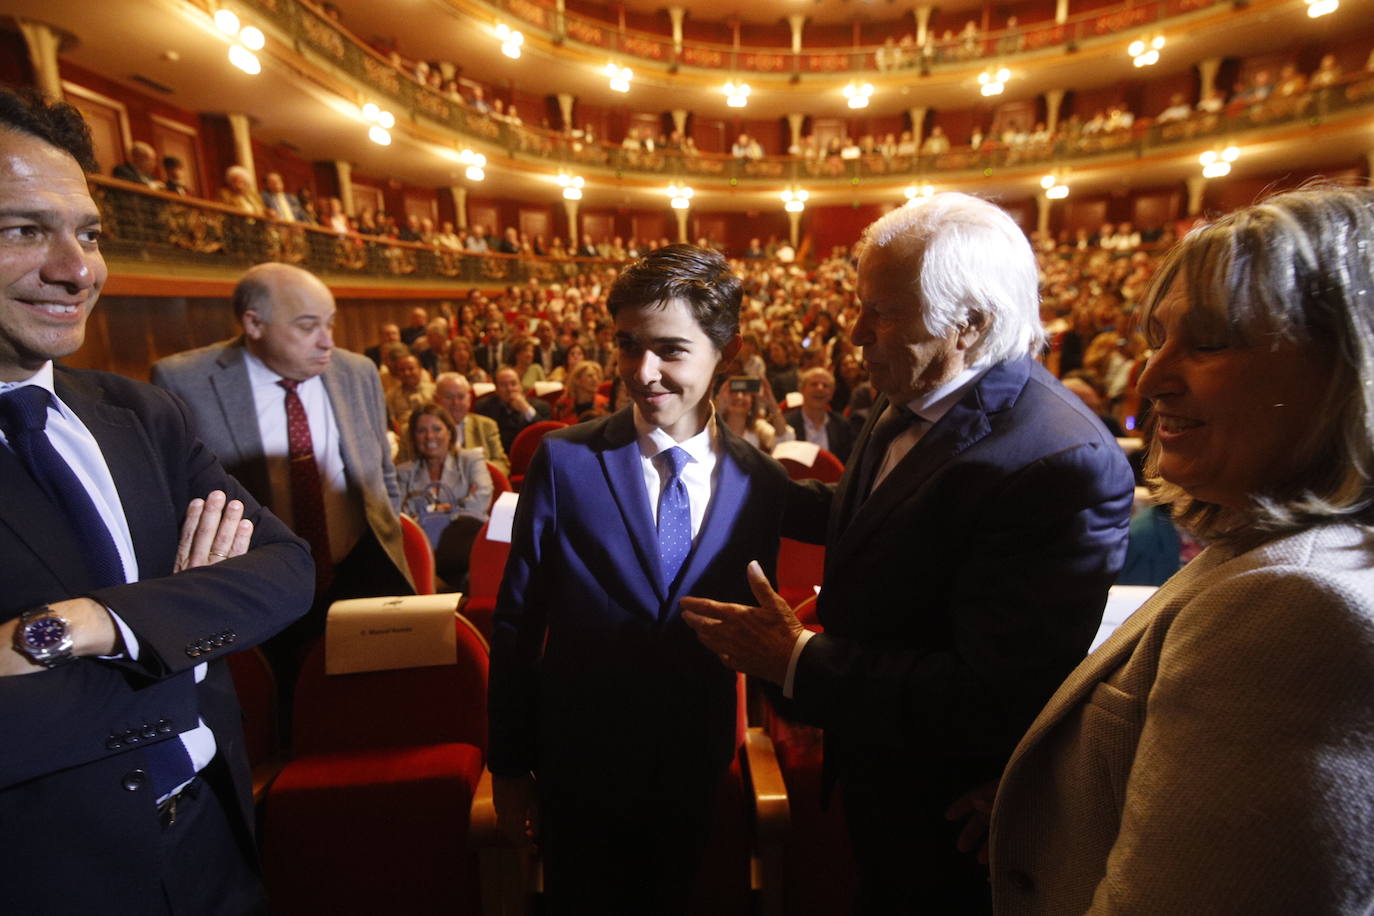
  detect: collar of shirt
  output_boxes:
[902,364,989,426]
[634,405,720,539]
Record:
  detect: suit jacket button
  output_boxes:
[106,735,123,750]
[224,629,237,641]
[122,769,147,792]
[1007,870,1035,893]
[185,646,201,658]
[123,728,141,744]
[157,718,173,734]
[141,724,158,738]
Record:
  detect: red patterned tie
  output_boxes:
[278,379,333,593]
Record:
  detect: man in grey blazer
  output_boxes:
[151,263,414,630]
[434,372,509,474]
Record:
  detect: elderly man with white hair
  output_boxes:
[683,192,1134,914]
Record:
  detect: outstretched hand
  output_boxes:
[174,490,253,573]
[681,560,803,685]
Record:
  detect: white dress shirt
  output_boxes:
[0,362,213,800]
[784,365,989,697]
[243,350,365,563]
[633,405,720,540]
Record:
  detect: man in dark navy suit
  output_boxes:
[685,193,1134,914]
[0,88,313,915]
[488,245,792,914]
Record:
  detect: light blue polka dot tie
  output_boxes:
[656,446,693,584]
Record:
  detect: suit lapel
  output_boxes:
[320,366,361,489]
[0,438,92,595]
[207,343,270,499]
[598,409,669,606]
[56,371,177,581]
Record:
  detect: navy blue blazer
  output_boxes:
[0,368,313,913]
[488,407,790,804]
[785,357,1135,802]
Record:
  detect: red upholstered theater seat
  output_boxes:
[225,647,283,806]
[461,521,511,644]
[486,461,511,512]
[507,420,567,491]
[260,615,489,915]
[777,447,845,484]
[777,538,826,612]
[398,512,436,595]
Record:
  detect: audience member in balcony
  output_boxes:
[1233,68,1274,105]
[998,16,1025,54]
[465,224,490,253]
[151,263,414,661]
[1309,52,1342,89]
[1156,92,1194,123]
[577,233,600,258]
[112,139,162,188]
[433,372,507,472]
[784,367,856,463]
[876,36,901,71]
[989,184,1374,916]
[218,164,265,216]
[1104,105,1134,133]
[550,359,609,424]
[475,366,552,452]
[1195,87,1226,113]
[496,227,520,255]
[1275,62,1308,97]
[259,172,307,223]
[162,155,190,196]
[489,245,792,913]
[921,125,951,155]
[896,130,918,156]
[469,83,491,115]
[395,213,422,243]
[959,20,982,58]
[732,132,764,160]
[681,193,1134,915]
[840,136,862,160]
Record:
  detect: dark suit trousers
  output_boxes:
[159,755,266,915]
[540,787,717,916]
[842,779,992,915]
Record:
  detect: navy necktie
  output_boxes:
[656,446,693,585]
[0,385,193,796]
[0,385,126,587]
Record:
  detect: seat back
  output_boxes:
[398,513,436,595]
[291,614,489,757]
[226,647,279,768]
[508,420,567,480]
[486,461,512,511]
[778,448,844,483]
[776,537,825,610]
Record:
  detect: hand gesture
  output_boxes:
[174,490,253,573]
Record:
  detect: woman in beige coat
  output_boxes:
[989,186,1374,914]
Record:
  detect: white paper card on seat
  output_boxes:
[326,593,463,675]
[487,490,521,543]
[532,381,564,396]
[773,439,821,467]
[784,391,804,409]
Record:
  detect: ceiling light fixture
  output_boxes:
[362,102,395,145]
[1040,172,1069,199]
[216,7,262,75]
[459,149,486,181]
[723,80,750,108]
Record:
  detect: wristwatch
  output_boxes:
[13,606,76,668]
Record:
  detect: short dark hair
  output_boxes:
[606,244,741,350]
[0,87,98,173]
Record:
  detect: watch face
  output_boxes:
[24,617,68,650]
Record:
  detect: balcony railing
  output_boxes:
[92,178,619,285]
[232,0,1374,185]
[476,0,1227,73]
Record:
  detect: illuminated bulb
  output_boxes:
[239,25,265,51]
[363,102,380,121]
[378,110,395,129]
[563,187,582,200]
[1222,145,1240,161]
[671,196,690,209]
[1128,39,1144,56]
[843,82,874,109]
[215,9,240,34]
[368,125,391,145]
[1046,184,1069,199]
[466,165,485,181]
[228,45,260,74]
[724,81,750,108]
[604,63,632,93]
[1306,0,1338,17]
[1040,174,1056,190]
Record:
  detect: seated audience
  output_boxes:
[784,366,855,463]
[476,366,553,452]
[550,359,609,424]
[397,404,491,589]
[112,140,162,187]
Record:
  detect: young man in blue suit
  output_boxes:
[488,245,793,913]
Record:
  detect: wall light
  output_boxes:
[1128,36,1165,67]
[723,81,750,109]
[558,172,585,200]
[604,63,633,93]
[362,102,395,145]
[843,82,874,109]
[780,187,808,212]
[216,7,262,75]
[978,67,1011,96]
[460,149,486,182]
[667,183,693,209]
[1041,172,1069,198]
[1306,0,1338,16]
[1200,145,1239,178]
[495,23,524,59]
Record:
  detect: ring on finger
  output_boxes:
[209,551,229,560]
